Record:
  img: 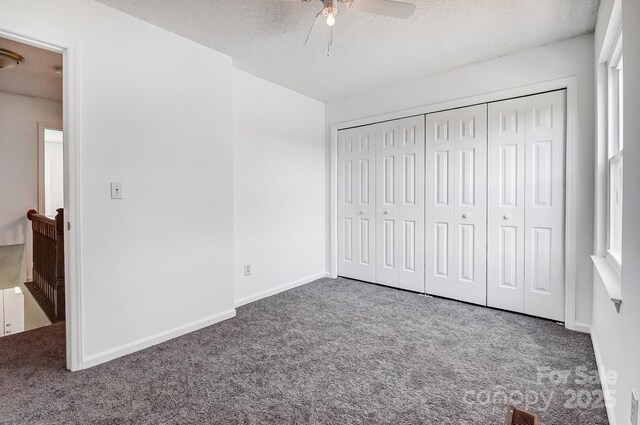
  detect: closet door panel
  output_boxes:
[451,105,487,305]
[338,126,376,281]
[396,116,425,292]
[374,117,426,291]
[487,100,526,313]
[523,91,565,321]
[426,105,487,305]
[426,112,455,298]
[375,121,401,287]
[487,90,566,321]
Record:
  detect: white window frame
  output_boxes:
[605,30,623,273]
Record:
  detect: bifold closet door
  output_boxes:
[375,116,425,292]
[487,90,565,321]
[337,125,377,282]
[425,105,487,305]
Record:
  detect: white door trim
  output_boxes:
[0,20,84,369]
[330,76,580,331]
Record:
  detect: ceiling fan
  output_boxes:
[281,0,416,55]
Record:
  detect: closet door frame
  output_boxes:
[330,76,581,332]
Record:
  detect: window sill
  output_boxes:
[591,255,622,312]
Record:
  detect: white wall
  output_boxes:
[325,34,595,328]
[233,69,326,306]
[591,1,640,424]
[0,0,235,368]
[0,92,61,245]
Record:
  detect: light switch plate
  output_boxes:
[632,390,638,425]
[111,182,123,199]
[244,264,251,276]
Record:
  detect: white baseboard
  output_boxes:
[573,321,592,334]
[82,308,236,369]
[591,329,617,425]
[234,272,330,308]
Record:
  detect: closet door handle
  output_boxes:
[383,210,390,215]
[462,213,469,219]
[503,214,510,220]
[358,211,365,215]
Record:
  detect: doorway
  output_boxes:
[0,33,74,365]
[38,124,64,218]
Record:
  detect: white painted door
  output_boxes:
[425,105,487,305]
[3,288,25,336]
[375,117,425,292]
[337,125,377,282]
[487,100,526,313]
[524,91,566,320]
[487,90,565,321]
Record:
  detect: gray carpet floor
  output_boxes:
[0,277,608,424]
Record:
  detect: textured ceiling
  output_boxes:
[0,37,62,102]
[99,0,598,102]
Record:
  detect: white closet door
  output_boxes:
[338,125,377,282]
[375,121,399,286]
[397,117,425,291]
[487,99,526,312]
[426,105,487,305]
[487,90,565,321]
[375,117,425,292]
[524,91,565,321]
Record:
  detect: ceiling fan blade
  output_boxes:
[348,0,415,19]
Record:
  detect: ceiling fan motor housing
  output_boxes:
[323,0,338,16]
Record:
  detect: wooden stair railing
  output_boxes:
[25,209,65,323]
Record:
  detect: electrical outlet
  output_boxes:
[110,182,123,199]
[244,264,251,276]
[631,390,638,425]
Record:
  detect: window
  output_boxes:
[606,32,623,270]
